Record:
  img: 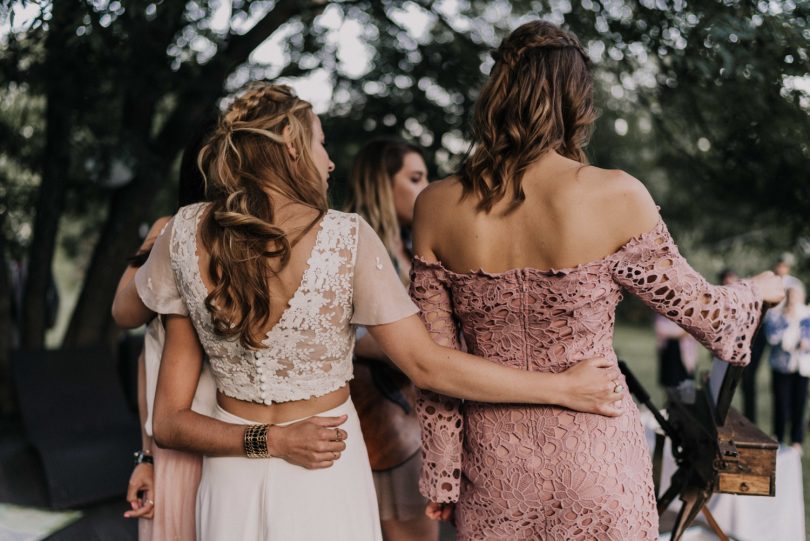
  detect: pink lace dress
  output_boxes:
[410,219,762,540]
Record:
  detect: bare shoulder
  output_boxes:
[415,176,463,209]
[413,176,464,228]
[412,177,463,259]
[578,167,660,240]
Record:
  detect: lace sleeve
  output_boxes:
[134,219,188,316]
[410,257,464,503]
[610,220,762,365]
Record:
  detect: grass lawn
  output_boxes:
[614,323,808,537]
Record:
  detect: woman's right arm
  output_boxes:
[153,314,349,469]
[111,216,171,329]
[124,350,155,519]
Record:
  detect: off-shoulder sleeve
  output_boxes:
[351,215,418,325]
[134,220,188,316]
[409,257,464,503]
[610,219,762,365]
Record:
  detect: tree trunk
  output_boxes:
[19,1,80,350]
[0,209,15,415]
[61,159,174,348]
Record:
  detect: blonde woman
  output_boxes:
[765,285,810,449]
[128,83,630,540]
[410,20,785,539]
[345,139,435,541]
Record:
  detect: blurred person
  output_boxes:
[410,20,785,539]
[122,83,630,540]
[764,285,810,450]
[774,252,803,291]
[345,139,436,541]
[654,314,699,388]
[112,126,216,540]
[744,255,803,423]
[718,268,738,285]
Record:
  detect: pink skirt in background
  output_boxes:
[139,445,202,541]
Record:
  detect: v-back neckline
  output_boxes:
[188,206,333,339]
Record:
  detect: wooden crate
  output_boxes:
[715,408,778,496]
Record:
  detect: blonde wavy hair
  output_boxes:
[461,20,596,213]
[345,139,423,263]
[197,83,327,348]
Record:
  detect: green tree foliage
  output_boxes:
[0,0,807,364]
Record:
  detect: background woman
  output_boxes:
[410,20,784,539]
[345,139,435,541]
[130,83,629,540]
[653,314,698,389]
[112,130,216,541]
[765,285,810,450]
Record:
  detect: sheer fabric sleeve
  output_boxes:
[134,219,188,316]
[351,215,418,325]
[409,257,464,503]
[610,219,762,365]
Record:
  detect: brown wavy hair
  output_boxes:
[345,139,422,256]
[461,20,596,213]
[197,83,328,348]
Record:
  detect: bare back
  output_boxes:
[413,152,660,274]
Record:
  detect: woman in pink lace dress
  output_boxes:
[410,21,785,540]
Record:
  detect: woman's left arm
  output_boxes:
[368,315,621,408]
[607,196,783,365]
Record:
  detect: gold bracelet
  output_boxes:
[243,424,270,458]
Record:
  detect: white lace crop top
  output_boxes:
[134,202,418,405]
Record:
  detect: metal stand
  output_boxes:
[618,361,734,541]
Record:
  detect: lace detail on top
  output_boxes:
[409,218,763,539]
[409,264,465,504]
[170,203,358,404]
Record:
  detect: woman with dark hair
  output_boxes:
[112,124,217,540]
[346,139,436,541]
[125,82,631,540]
[410,20,785,539]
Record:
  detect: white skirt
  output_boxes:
[196,398,382,541]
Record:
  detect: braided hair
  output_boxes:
[197,82,328,348]
[461,20,596,213]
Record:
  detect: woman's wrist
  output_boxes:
[264,425,283,458]
[523,371,564,407]
[545,372,568,408]
[133,450,154,465]
[243,424,273,458]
